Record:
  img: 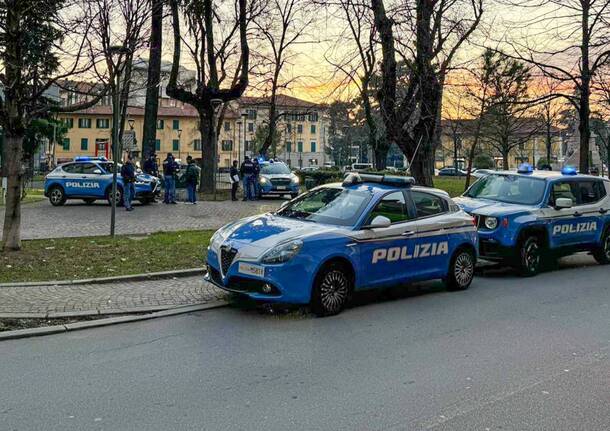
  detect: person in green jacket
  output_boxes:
[185,156,199,204]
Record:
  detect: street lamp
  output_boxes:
[128,118,135,130]
[211,98,223,200]
[108,44,130,238]
[241,112,248,162]
[177,128,182,160]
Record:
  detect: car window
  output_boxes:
[367,191,410,224]
[550,181,579,206]
[81,163,100,175]
[412,191,447,218]
[62,163,82,174]
[594,181,607,200]
[466,174,546,205]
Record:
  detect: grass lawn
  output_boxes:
[0,230,214,283]
[0,189,46,207]
[432,177,467,197]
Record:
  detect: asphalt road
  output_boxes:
[1,254,609,431]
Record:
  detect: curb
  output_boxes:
[0,300,228,341]
[0,267,205,288]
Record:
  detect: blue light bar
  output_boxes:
[74,156,108,162]
[517,163,534,174]
[561,166,577,175]
[342,172,415,187]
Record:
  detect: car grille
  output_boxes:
[220,246,237,275]
[270,178,291,187]
[208,266,223,285]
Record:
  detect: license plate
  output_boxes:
[276,186,287,190]
[238,262,265,277]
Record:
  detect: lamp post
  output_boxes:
[241,112,248,162]
[177,128,182,160]
[211,98,223,200]
[109,45,130,237]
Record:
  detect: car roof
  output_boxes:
[323,181,451,199]
[487,170,606,181]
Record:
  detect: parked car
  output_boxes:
[471,169,494,179]
[257,160,300,199]
[351,163,373,172]
[438,167,467,176]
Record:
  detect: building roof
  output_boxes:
[239,94,323,109]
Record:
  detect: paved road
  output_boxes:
[1,199,282,240]
[0,276,225,317]
[1,255,609,430]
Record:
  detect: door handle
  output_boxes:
[573,212,582,217]
[401,231,416,237]
[600,208,608,214]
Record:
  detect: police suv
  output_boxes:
[257,160,300,199]
[205,173,478,316]
[454,164,610,276]
[44,156,160,206]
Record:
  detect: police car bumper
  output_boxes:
[259,183,299,195]
[205,248,313,304]
[478,238,513,261]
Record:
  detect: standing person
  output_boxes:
[252,158,261,200]
[120,155,136,212]
[143,152,159,177]
[239,156,254,201]
[229,160,240,201]
[185,156,199,204]
[162,153,178,204]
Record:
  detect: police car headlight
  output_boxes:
[260,240,303,264]
[259,177,268,185]
[291,176,300,185]
[484,217,498,230]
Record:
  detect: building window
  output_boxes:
[62,118,74,129]
[297,141,303,152]
[310,141,316,152]
[224,122,231,132]
[248,122,254,133]
[308,112,318,122]
[80,138,88,151]
[246,109,257,119]
[78,118,91,128]
[297,124,303,134]
[172,119,180,130]
[310,124,316,134]
[96,118,110,129]
[155,139,161,151]
[193,139,202,151]
[62,138,70,151]
[286,141,292,152]
[157,119,164,130]
[172,139,180,151]
[286,124,292,133]
[221,140,233,151]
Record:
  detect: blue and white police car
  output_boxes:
[44,156,160,206]
[205,173,478,316]
[256,160,300,199]
[454,164,610,276]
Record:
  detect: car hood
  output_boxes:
[136,173,157,182]
[453,196,534,217]
[216,213,342,259]
[261,173,295,179]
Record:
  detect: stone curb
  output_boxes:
[0,300,227,341]
[0,267,206,288]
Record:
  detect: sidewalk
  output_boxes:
[0,276,226,317]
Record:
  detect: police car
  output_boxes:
[205,173,478,316]
[454,164,610,276]
[44,156,160,206]
[257,160,300,198]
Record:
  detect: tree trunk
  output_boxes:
[374,147,388,170]
[578,86,591,173]
[198,111,215,193]
[502,152,509,170]
[409,141,435,187]
[2,134,24,251]
[142,0,163,159]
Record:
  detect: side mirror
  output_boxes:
[93,169,102,175]
[368,215,392,229]
[555,197,573,210]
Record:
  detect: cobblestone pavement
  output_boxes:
[1,198,282,240]
[0,276,226,316]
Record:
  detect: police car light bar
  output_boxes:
[517,163,534,174]
[342,172,416,187]
[74,156,108,162]
[561,166,578,175]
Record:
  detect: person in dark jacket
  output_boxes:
[120,155,136,211]
[229,160,240,201]
[185,156,199,204]
[162,153,178,204]
[239,156,255,201]
[143,152,159,176]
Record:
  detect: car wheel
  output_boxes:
[311,262,352,317]
[517,236,542,276]
[106,187,123,207]
[83,198,96,205]
[49,186,66,206]
[139,197,152,205]
[593,227,610,265]
[446,248,475,291]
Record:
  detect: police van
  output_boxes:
[44,156,160,206]
[454,164,610,276]
[205,173,478,316]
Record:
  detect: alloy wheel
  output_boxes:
[454,252,474,287]
[320,270,348,313]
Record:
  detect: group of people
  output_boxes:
[230,156,261,201]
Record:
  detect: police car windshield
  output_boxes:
[260,163,291,175]
[276,187,372,226]
[465,174,546,205]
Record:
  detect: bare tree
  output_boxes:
[501,0,610,173]
[166,0,251,192]
[0,0,104,250]
[370,0,483,186]
[536,77,565,166]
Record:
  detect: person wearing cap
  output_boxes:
[239,156,255,201]
[143,152,159,177]
[185,155,199,204]
[120,155,136,211]
[163,153,178,204]
[229,160,240,201]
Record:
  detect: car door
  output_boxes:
[356,191,419,288]
[80,163,106,197]
[543,179,603,248]
[407,190,451,280]
[60,163,84,196]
